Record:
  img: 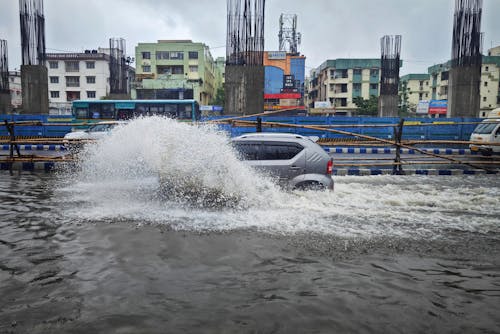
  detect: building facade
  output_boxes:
[399,74,431,113]
[46,49,112,114]
[134,40,222,105]
[9,71,22,110]
[263,51,306,112]
[428,52,500,117]
[308,59,389,115]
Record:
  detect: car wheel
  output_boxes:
[294,181,325,191]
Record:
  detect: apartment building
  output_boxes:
[308,59,391,115]
[8,71,22,110]
[399,74,431,113]
[46,49,111,114]
[134,40,222,105]
[428,52,500,117]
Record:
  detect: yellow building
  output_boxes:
[428,51,500,117]
[399,74,431,113]
[308,59,391,115]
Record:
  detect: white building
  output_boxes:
[8,70,22,110]
[45,49,111,114]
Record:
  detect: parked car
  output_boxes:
[469,108,500,156]
[63,121,127,149]
[232,133,334,190]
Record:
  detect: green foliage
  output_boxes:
[211,87,225,106]
[353,95,378,116]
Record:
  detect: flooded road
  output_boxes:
[1,118,499,333]
[1,172,499,333]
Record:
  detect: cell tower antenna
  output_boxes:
[278,14,301,54]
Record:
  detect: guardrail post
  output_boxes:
[256,117,262,132]
[3,120,21,159]
[393,118,404,175]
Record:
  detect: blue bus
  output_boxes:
[72,99,201,122]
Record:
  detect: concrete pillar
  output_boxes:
[21,65,49,114]
[378,95,399,117]
[225,65,264,115]
[448,66,481,117]
[0,92,11,114]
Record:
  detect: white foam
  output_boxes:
[56,117,500,239]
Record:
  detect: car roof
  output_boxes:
[233,133,308,141]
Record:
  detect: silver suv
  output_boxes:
[232,133,334,190]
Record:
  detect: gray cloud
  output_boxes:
[1,0,499,75]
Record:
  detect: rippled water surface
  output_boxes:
[1,118,499,333]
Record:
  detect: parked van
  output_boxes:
[469,108,500,156]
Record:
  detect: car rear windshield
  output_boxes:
[473,123,498,134]
[234,142,304,160]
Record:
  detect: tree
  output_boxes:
[211,86,225,106]
[353,95,378,116]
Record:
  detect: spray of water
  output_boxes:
[57,117,500,239]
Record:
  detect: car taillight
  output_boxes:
[327,159,333,175]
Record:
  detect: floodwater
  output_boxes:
[1,117,499,333]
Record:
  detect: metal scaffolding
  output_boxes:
[0,40,8,93]
[278,14,301,55]
[109,38,127,95]
[380,35,402,96]
[451,0,483,67]
[226,0,265,66]
[19,0,46,66]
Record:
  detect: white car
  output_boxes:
[63,121,127,148]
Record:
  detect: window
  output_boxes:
[49,61,58,69]
[189,65,198,73]
[353,69,362,75]
[441,71,449,81]
[188,51,199,59]
[353,83,361,91]
[65,61,80,72]
[86,76,96,84]
[66,76,80,87]
[419,93,423,100]
[86,61,95,69]
[169,51,184,60]
[370,69,379,77]
[49,76,59,84]
[66,91,80,101]
[483,97,487,102]
[142,52,151,59]
[156,51,169,60]
[50,91,59,98]
[233,142,304,161]
[485,66,489,72]
[87,91,96,98]
[370,83,378,90]
[484,81,488,87]
[142,65,151,72]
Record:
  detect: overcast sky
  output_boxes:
[1,0,500,75]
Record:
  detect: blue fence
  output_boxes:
[0,115,73,137]
[205,116,481,142]
[1,114,482,142]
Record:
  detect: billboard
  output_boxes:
[267,51,286,60]
[428,100,447,115]
[314,101,331,108]
[416,100,430,114]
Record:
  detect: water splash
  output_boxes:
[56,117,500,239]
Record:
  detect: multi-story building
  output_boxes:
[8,71,22,110]
[134,40,222,105]
[399,74,431,113]
[263,51,306,112]
[428,50,500,117]
[308,59,396,115]
[46,48,112,114]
